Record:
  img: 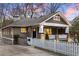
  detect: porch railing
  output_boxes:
[27,37,79,56]
[49,34,67,40]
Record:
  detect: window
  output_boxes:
[52,28,57,34]
[58,28,65,34]
[21,28,27,33]
[44,28,52,35]
[53,15,60,21]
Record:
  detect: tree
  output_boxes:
[10,4,21,16]
[0,4,6,27]
[0,3,63,21]
[70,16,79,42]
[12,3,34,18]
[23,3,29,18]
[49,3,62,14]
[71,16,79,32]
[0,3,14,27]
[30,3,34,18]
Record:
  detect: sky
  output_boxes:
[58,3,79,21]
[0,3,79,21]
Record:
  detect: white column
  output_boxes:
[65,27,69,33]
[65,27,72,42]
[39,25,45,39]
[39,25,44,33]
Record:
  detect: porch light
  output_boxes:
[33,28,36,31]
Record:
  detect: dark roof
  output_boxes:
[2,20,13,27]
[2,12,71,29]
[4,13,55,27]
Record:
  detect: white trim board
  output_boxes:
[42,23,69,27]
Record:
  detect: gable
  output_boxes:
[46,14,68,25]
[40,12,71,26]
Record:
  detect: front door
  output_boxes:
[33,29,36,38]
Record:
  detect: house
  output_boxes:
[0,19,13,39]
[1,12,72,45]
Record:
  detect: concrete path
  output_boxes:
[0,39,60,56]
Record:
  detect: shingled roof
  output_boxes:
[2,12,71,29]
[3,13,54,27]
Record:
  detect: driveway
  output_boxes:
[0,39,60,56]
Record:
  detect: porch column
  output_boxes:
[0,29,2,39]
[39,25,45,40]
[65,27,72,42]
[55,28,59,42]
[11,28,14,45]
[74,33,78,43]
[67,33,72,42]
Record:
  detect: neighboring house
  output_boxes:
[1,12,72,45]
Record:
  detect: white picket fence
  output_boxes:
[27,37,79,56]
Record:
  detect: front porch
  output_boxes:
[40,26,68,41]
[32,23,72,42]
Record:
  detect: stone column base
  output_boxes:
[56,39,60,42]
[40,33,45,40]
[68,38,73,42]
[55,35,59,42]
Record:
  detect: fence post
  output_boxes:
[71,42,74,56]
[66,42,67,55]
[76,43,78,56]
[74,43,76,56]
[78,43,79,55]
[75,43,77,56]
[55,41,57,52]
[66,42,68,55]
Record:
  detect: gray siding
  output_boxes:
[2,27,12,38]
[46,17,67,25]
[13,27,27,38]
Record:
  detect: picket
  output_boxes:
[27,37,79,56]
